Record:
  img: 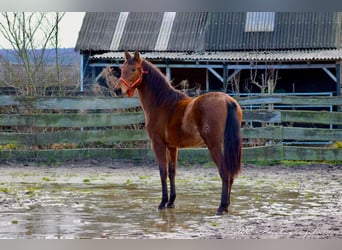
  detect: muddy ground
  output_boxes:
[0,159,341,239]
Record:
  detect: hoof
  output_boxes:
[167,202,175,209]
[216,211,223,216]
[216,205,228,215]
[158,201,167,211]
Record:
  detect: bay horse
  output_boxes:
[114,51,242,215]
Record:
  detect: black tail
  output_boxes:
[224,102,242,177]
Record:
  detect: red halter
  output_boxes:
[119,70,147,97]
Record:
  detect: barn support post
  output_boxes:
[336,61,341,114]
[91,67,96,85]
[80,53,91,92]
[166,63,171,82]
[206,63,209,92]
[223,63,228,92]
[79,54,84,92]
[336,61,341,97]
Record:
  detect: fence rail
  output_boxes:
[0,95,341,162]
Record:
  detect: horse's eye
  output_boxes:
[131,68,136,72]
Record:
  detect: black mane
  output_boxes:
[141,60,189,107]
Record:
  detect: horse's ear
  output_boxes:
[133,50,142,64]
[124,50,131,60]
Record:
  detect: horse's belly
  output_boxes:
[166,125,204,148]
[179,133,204,148]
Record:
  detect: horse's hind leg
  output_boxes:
[207,144,230,215]
[167,147,178,208]
[228,176,234,207]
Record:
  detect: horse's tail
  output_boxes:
[224,101,242,178]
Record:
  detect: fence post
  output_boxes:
[336,61,341,113]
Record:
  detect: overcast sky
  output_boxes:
[0,12,85,49]
[58,12,85,48]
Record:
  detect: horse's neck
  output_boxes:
[137,85,155,115]
[137,62,178,116]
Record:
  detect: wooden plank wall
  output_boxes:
[0,95,341,162]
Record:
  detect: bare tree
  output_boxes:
[0,12,65,96]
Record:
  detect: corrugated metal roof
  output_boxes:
[75,12,341,52]
[119,12,164,51]
[155,12,177,50]
[91,49,342,62]
[109,12,129,50]
[167,12,208,51]
[245,12,276,32]
[206,12,340,50]
[75,12,120,51]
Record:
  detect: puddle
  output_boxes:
[0,182,221,238]
[0,164,341,238]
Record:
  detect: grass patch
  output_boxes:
[281,160,313,167]
[0,187,9,193]
[210,221,219,227]
[25,187,36,197]
[331,141,342,149]
[281,160,342,167]
[304,193,315,200]
[139,175,152,180]
[83,178,91,183]
[125,179,131,185]
[247,160,280,167]
[268,198,275,205]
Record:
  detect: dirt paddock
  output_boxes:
[0,159,341,239]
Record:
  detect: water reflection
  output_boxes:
[0,174,339,238]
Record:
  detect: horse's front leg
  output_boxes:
[158,157,169,211]
[159,167,168,211]
[167,147,178,208]
[151,141,169,210]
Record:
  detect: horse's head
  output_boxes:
[114,50,146,97]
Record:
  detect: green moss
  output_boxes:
[210,221,219,227]
[125,179,131,185]
[0,187,9,193]
[42,177,51,181]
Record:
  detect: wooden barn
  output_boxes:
[75,12,342,97]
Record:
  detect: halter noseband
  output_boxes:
[119,70,148,89]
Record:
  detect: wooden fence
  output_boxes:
[0,95,341,162]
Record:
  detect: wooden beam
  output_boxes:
[227,69,241,83]
[0,112,145,128]
[322,67,336,82]
[208,68,223,83]
[0,96,141,110]
[90,62,338,70]
[284,146,342,161]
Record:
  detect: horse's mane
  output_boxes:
[141,60,189,107]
